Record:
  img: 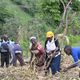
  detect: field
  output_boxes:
[0,0,80,80]
[0,55,80,80]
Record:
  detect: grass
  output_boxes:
[2,0,32,25]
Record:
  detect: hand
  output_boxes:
[31,50,39,54]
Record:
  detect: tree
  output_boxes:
[41,0,80,30]
[41,0,61,26]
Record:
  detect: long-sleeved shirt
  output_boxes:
[71,47,80,62]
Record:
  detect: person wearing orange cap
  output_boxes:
[44,31,61,75]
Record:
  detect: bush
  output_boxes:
[69,35,80,46]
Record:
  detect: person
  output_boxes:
[29,36,45,70]
[0,34,15,65]
[63,45,80,72]
[8,41,15,65]
[0,35,11,67]
[45,31,61,75]
[11,42,25,66]
[0,34,25,67]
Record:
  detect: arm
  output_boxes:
[54,38,60,51]
[7,44,12,58]
[63,51,79,72]
[29,49,40,63]
[29,50,34,63]
[30,50,39,54]
[63,61,79,72]
[48,49,58,58]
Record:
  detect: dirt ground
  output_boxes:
[0,55,80,80]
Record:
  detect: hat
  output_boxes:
[46,31,54,38]
[30,36,36,40]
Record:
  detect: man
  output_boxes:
[11,42,25,66]
[45,31,61,75]
[64,45,80,72]
[0,34,15,65]
[29,36,45,70]
[0,35,11,67]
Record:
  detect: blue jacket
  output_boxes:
[71,47,80,62]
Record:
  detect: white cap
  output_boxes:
[30,36,36,40]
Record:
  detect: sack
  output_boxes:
[0,42,9,53]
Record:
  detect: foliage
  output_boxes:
[0,1,13,35]
[69,35,80,46]
[41,0,61,26]
[3,17,20,40]
[0,2,12,24]
[0,0,80,79]
[68,12,80,35]
[11,0,23,5]
[71,0,80,11]
[0,0,80,56]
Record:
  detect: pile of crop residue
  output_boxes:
[0,55,80,80]
[0,64,80,80]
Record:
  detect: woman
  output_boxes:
[45,31,61,75]
[29,36,45,70]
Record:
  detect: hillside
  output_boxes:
[0,0,80,80]
[0,0,80,49]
